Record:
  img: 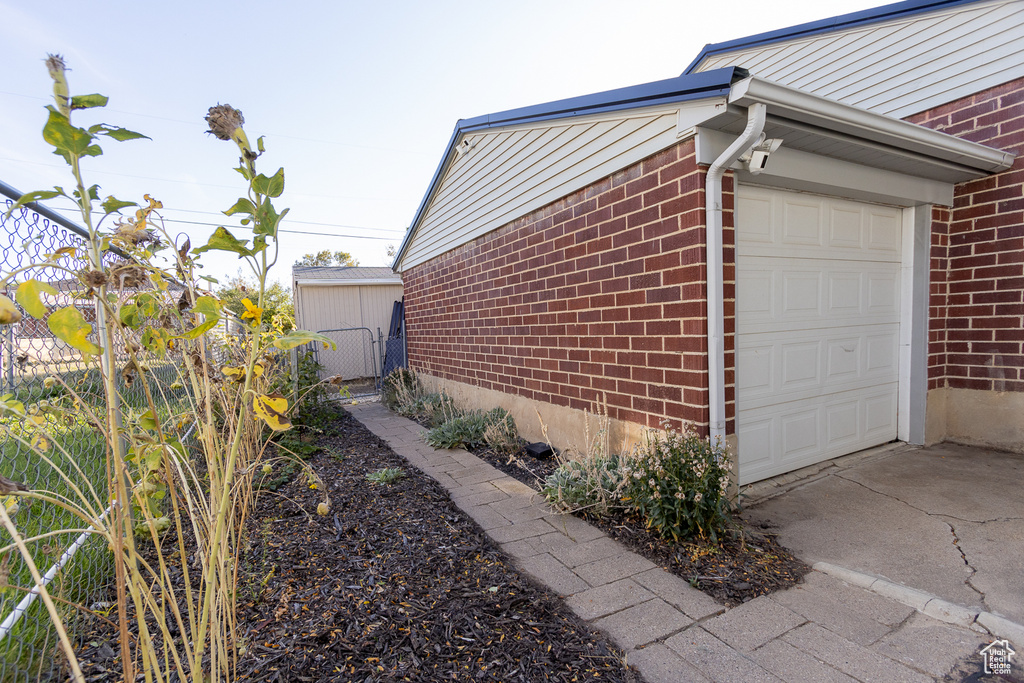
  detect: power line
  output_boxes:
[0,157,395,202]
[45,205,404,240]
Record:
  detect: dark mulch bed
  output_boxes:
[73,405,642,682]
[232,408,641,681]
[469,443,810,607]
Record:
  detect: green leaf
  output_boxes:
[102,196,137,214]
[254,201,276,234]
[192,295,221,319]
[92,124,150,142]
[223,197,256,217]
[71,94,108,110]
[141,327,167,357]
[15,280,57,318]
[135,292,161,318]
[252,168,285,198]
[120,303,142,329]
[3,189,63,218]
[139,409,158,431]
[144,447,164,472]
[272,330,337,351]
[177,295,221,339]
[192,226,254,257]
[47,307,100,355]
[42,110,94,156]
[82,145,103,157]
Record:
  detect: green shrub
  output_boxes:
[424,411,489,449]
[542,453,624,514]
[399,391,461,427]
[422,406,517,450]
[365,467,406,485]
[381,368,421,411]
[624,427,733,542]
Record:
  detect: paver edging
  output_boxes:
[814,561,1024,643]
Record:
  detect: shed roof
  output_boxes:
[292,266,402,286]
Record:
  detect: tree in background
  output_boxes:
[295,250,359,267]
[216,270,294,331]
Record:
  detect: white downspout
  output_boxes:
[704,102,766,445]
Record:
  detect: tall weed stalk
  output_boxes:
[0,56,334,681]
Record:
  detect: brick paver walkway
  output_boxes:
[347,402,1000,682]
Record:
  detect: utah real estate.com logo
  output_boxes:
[980,639,1015,676]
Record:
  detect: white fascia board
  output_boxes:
[696,127,953,206]
[294,279,403,287]
[729,77,1016,173]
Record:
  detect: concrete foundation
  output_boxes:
[415,374,739,467]
[927,387,1024,453]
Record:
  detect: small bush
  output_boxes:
[365,467,406,485]
[381,368,421,411]
[542,453,624,514]
[410,392,461,427]
[624,427,733,542]
[424,411,489,449]
[422,406,517,450]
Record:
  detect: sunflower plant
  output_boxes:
[0,55,334,682]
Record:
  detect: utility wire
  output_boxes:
[45,204,405,240]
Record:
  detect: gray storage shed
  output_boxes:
[292,266,403,384]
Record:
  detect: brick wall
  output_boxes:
[402,139,735,434]
[907,78,1024,393]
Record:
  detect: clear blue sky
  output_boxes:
[0,0,882,286]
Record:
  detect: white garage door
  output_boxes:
[735,186,901,485]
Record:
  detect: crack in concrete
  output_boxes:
[946,521,988,606]
[833,473,992,610]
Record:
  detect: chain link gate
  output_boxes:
[314,327,382,400]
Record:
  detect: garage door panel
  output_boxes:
[738,325,899,409]
[739,185,901,262]
[868,209,901,253]
[828,205,864,248]
[737,186,901,485]
[737,386,898,483]
[739,259,900,334]
[781,199,824,245]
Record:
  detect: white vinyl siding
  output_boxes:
[735,186,901,484]
[397,99,726,270]
[694,0,1024,118]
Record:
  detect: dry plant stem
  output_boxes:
[0,505,85,682]
[194,201,270,676]
[71,152,144,683]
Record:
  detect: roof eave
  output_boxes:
[728,76,1016,174]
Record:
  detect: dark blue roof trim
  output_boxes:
[683,0,984,74]
[459,67,745,132]
[393,67,745,270]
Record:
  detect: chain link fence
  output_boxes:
[0,188,191,681]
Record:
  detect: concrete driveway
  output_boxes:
[740,442,1024,626]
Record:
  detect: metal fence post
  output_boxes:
[291,346,299,406]
[4,321,13,393]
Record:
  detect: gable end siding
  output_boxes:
[914,77,1024,393]
[401,140,737,434]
